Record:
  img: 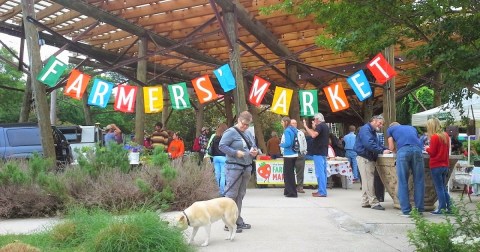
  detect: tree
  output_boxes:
[0,47,24,122]
[262,1,480,105]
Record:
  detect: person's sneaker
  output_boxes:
[238,223,251,229]
[371,205,385,210]
[400,213,411,217]
[361,205,371,208]
[224,225,242,233]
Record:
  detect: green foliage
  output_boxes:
[37,172,69,201]
[150,146,170,167]
[0,47,25,123]
[76,144,130,176]
[0,161,28,185]
[262,0,480,104]
[408,203,480,251]
[28,154,54,180]
[407,87,434,116]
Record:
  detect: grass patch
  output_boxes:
[0,208,193,252]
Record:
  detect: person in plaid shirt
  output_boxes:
[198,126,210,165]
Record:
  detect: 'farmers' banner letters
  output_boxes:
[38,52,397,116]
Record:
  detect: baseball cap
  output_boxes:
[103,125,112,131]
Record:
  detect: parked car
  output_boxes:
[0,123,73,164]
[57,125,103,163]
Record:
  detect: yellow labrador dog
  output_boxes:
[175,197,239,246]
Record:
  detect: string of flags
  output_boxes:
[37,52,396,116]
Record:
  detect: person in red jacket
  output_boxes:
[168,132,185,168]
[425,118,451,214]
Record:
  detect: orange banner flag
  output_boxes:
[323,82,350,112]
[192,75,218,104]
[64,69,91,100]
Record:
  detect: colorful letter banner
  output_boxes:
[299,90,318,117]
[168,82,191,110]
[271,86,293,115]
[367,53,397,84]
[192,75,218,104]
[64,69,91,100]
[213,64,236,92]
[248,76,271,107]
[37,57,67,87]
[88,78,114,108]
[143,86,163,113]
[37,51,397,117]
[114,85,137,113]
[347,70,372,101]
[323,83,349,112]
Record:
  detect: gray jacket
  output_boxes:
[219,127,256,170]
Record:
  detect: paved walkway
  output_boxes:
[1,183,478,252]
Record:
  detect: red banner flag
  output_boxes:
[248,76,271,106]
[114,85,137,113]
[367,53,397,84]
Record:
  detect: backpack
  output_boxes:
[296,130,308,155]
[192,137,201,152]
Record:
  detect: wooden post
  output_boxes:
[363,98,373,122]
[224,95,234,126]
[162,84,169,126]
[224,9,247,114]
[196,103,205,137]
[21,0,56,159]
[382,46,396,128]
[251,106,266,153]
[286,62,301,128]
[134,37,147,145]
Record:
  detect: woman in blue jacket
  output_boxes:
[280,117,299,198]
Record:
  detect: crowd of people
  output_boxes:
[103,110,461,232]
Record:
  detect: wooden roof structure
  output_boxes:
[0,0,429,123]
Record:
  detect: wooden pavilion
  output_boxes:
[0,0,433,150]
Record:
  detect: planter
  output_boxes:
[376,154,463,211]
[128,152,140,165]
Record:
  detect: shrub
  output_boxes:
[169,157,218,210]
[408,202,480,251]
[0,241,40,252]
[0,161,28,185]
[0,184,62,218]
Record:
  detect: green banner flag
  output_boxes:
[168,82,191,110]
[299,90,318,117]
[37,57,67,87]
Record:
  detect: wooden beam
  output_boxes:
[49,0,223,66]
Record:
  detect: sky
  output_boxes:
[2,33,70,63]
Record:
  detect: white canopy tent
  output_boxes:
[411,94,480,127]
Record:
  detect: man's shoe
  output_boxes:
[361,205,371,208]
[371,205,385,210]
[297,188,305,193]
[312,192,326,197]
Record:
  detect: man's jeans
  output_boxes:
[345,150,359,180]
[313,155,327,196]
[431,167,451,211]
[396,145,425,214]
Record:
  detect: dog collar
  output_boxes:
[182,210,191,226]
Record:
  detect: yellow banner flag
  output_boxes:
[270,86,293,115]
[143,86,163,113]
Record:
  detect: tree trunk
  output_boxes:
[287,63,301,127]
[433,72,442,107]
[251,106,266,153]
[382,46,396,129]
[21,0,56,159]
[134,36,147,145]
[82,94,93,125]
[19,74,32,122]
